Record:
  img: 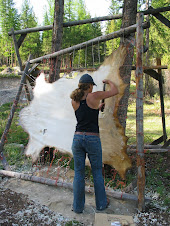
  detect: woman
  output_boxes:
[70,73,118,213]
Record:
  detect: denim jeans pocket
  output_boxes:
[72,135,83,154]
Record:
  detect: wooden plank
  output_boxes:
[8,6,170,36]
[136,13,145,212]
[29,22,150,64]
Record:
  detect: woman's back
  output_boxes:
[75,98,99,133]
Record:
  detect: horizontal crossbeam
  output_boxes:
[29,22,150,64]
[8,6,170,36]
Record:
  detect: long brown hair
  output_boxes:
[70,83,91,102]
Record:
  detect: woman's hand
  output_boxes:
[99,102,105,111]
[102,79,110,84]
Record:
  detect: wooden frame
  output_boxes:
[0,4,169,212]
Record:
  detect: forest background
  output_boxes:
[0,0,169,97]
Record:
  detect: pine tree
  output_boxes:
[41,0,55,55]
[19,0,41,61]
[105,0,122,55]
[0,0,20,66]
[149,0,170,66]
[42,11,52,54]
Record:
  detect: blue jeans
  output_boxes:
[71,133,107,213]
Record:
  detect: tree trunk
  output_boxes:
[49,0,64,83]
[118,0,138,128]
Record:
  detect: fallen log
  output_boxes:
[0,170,151,202]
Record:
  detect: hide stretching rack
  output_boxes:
[0,4,170,212]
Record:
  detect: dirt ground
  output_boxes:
[0,176,137,225]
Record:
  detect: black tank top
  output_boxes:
[75,99,99,133]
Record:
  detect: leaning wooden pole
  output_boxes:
[0,56,31,170]
[11,28,31,101]
[136,13,145,211]
[29,22,149,64]
[157,58,167,144]
[11,28,22,69]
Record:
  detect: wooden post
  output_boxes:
[0,56,31,170]
[49,0,64,83]
[157,58,167,144]
[144,0,150,97]
[136,13,145,211]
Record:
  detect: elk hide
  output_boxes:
[19,45,132,179]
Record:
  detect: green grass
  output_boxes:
[126,96,170,144]
[0,103,29,170]
[0,73,21,78]
[0,103,29,146]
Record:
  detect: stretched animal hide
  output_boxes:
[19,45,132,179]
